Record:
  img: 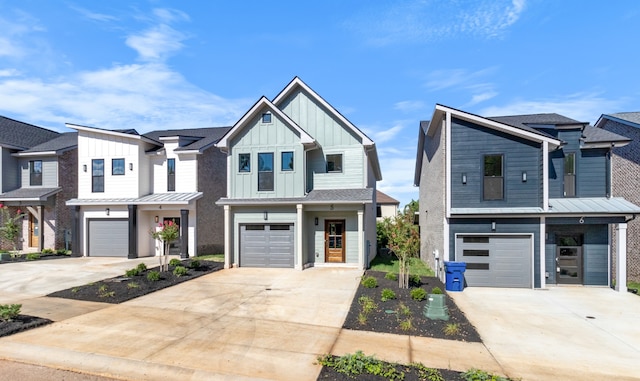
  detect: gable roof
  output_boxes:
[595,112,640,130]
[581,126,631,147]
[216,96,317,151]
[14,132,78,156]
[376,190,399,205]
[144,127,232,153]
[0,115,60,150]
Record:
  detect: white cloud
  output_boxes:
[69,5,117,22]
[394,100,425,112]
[0,69,20,77]
[466,90,498,106]
[377,157,419,209]
[126,24,187,62]
[479,93,629,123]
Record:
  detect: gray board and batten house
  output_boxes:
[415,104,640,292]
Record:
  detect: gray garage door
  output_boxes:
[456,235,532,288]
[88,219,129,257]
[240,224,294,268]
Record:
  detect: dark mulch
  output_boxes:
[343,270,481,343]
[0,253,71,264]
[0,315,52,338]
[47,259,223,304]
[317,364,465,381]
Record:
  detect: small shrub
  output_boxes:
[399,318,413,331]
[444,323,460,336]
[461,369,511,381]
[56,249,71,255]
[411,363,445,381]
[97,285,114,298]
[125,268,140,277]
[26,253,40,261]
[410,287,427,301]
[430,286,443,295]
[317,351,404,380]
[358,296,378,314]
[380,288,396,302]
[147,270,161,281]
[169,258,182,267]
[410,274,422,286]
[136,263,147,272]
[357,312,368,325]
[127,282,140,289]
[397,302,411,317]
[71,287,80,293]
[361,275,378,288]
[0,304,21,321]
[189,259,201,269]
[173,266,188,277]
[41,248,54,254]
[384,272,398,281]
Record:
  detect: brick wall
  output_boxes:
[600,120,640,282]
[196,147,227,254]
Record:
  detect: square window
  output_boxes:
[29,160,42,186]
[239,153,250,172]
[281,151,294,171]
[326,154,343,173]
[112,158,125,175]
[261,113,272,123]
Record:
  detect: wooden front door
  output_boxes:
[29,214,39,248]
[325,220,345,263]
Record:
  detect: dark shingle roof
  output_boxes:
[144,127,231,152]
[19,132,78,154]
[581,126,631,144]
[376,190,399,205]
[610,112,640,125]
[489,113,583,128]
[0,116,59,150]
[0,187,61,201]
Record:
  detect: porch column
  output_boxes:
[296,204,303,270]
[37,206,44,253]
[616,223,627,292]
[72,206,80,256]
[224,205,231,269]
[180,209,189,259]
[540,217,546,289]
[357,208,364,269]
[127,204,138,259]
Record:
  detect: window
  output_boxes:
[281,151,294,171]
[239,153,250,172]
[258,153,274,191]
[326,154,343,173]
[112,158,125,175]
[376,206,382,217]
[92,159,104,193]
[261,112,272,123]
[483,154,503,200]
[564,152,576,197]
[167,158,175,192]
[29,160,42,186]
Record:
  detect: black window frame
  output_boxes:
[483,154,504,201]
[564,152,576,197]
[92,159,104,193]
[167,158,176,192]
[29,160,42,186]
[281,151,294,171]
[258,152,274,192]
[239,153,250,173]
[112,158,125,176]
[326,154,343,173]
[261,112,272,123]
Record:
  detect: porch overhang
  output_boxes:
[216,188,374,206]
[0,187,62,205]
[66,192,203,206]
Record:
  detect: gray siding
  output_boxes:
[449,218,541,287]
[20,157,58,187]
[311,146,365,190]
[1,148,19,192]
[450,118,542,208]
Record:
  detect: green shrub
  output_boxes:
[411,363,445,381]
[56,249,71,255]
[380,288,396,302]
[317,351,404,380]
[169,258,182,267]
[461,369,511,381]
[410,287,427,301]
[444,323,460,336]
[147,270,161,281]
[125,268,140,277]
[430,286,443,294]
[173,266,188,277]
[41,248,54,254]
[358,296,378,314]
[361,275,378,288]
[397,302,411,317]
[410,274,422,286]
[26,253,40,261]
[399,318,413,331]
[136,263,147,272]
[97,285,114,298]
[357,312,368,325]
[189,259,201,269]
[0,304,21,321]
[384,272,398,281]
[127,282,140,289]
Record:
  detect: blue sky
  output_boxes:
[1,1,639,208]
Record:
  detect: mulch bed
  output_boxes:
[317,364,466,381]
[47,259,223,304]
[0,315,52,338]
[343,270,481,342]
[0,253,71,264]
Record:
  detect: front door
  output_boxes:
[556,246,583,284]
[29,214,39,248]
[163,217,181,256]
[325,220,345,263]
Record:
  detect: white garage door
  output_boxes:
[240,224,294,268]
[456,235,532,288]
[88,219,129,257]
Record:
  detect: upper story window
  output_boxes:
[564,152,576,197]
[483,154,503,200]
[112,158,125,175]
[261,112,272,124]
[167,158,176,192]
[281,151,294,171]
[92,159,104,193]
[326,154,343,173]
[239,153,250,172]
[29,160,42,186]
[258,152,274,191]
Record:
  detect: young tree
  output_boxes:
[0,204,26,256]
[150,220,179,271]
[387,200,420,289]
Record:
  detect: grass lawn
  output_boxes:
[195,254,224,262]
[369,252,435,277]
[628,281,640,294]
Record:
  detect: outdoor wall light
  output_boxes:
[129,163,134,171]
[461,173,467,184]
[314,217,319,225]
[491,221,496,231]
[106,208,110,216]
[155,216,159,223]
[264,211,268,221]
[522,171,527,182]
[83,164,87,172]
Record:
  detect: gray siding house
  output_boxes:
[595,112,640,283]
[216,77,382,270]
[0,116,77,252]
[415,105,640,291]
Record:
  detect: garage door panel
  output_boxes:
[240,224,294,268]
[89,219,128,257]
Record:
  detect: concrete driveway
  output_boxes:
[451,287,640,381]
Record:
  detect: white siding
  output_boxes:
[152,140,198,193]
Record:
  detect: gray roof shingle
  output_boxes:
[216,188,375,206]
[581,126,631,144]
[0,187,62,201]
[0,116,60,150]
[18,132,78,154]
[144,127,231,152]
[610,112,640,125]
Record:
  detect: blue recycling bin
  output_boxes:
[444,261,466,292]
